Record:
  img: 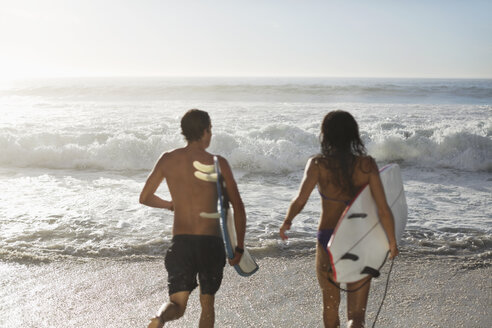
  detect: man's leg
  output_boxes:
[199,293,215,328]
[346,277,371,328]
[148,291,190,328]
[316,243,341,328]
[196,236,225,327]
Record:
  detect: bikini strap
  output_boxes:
[317,186,351,206]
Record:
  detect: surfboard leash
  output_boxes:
[328,276,371,293]
[327,252,394,327]
[371,257,394,328]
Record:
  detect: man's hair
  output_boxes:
[181,109,211,142]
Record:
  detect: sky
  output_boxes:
[0,0,491,79]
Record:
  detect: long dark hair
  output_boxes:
[319,110,367,196]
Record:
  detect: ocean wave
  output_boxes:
[403,228,492,257]
[0,243,171,264]
[1,124,490,173]
[368,131,492,172]
[0,131,183,171]
[247,228,492,260]
[2,228,490,264]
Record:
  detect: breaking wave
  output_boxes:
[1,124,490,173]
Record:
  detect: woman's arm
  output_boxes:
[368,158,399,259]
[280,158,319,240]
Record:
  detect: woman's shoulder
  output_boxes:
[306,155,323,170]
[310,155,335,172]
[311,154,334,164]
[355,155,378,174]
[311,154,323,163]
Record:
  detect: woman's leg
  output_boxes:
[346,276,371,328]
[316,243,341,328]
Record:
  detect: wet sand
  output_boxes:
[1,253,490,327]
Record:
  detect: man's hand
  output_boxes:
[228,251,242,266]
[165,200,174,211]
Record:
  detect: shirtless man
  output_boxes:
[140,109,246,328]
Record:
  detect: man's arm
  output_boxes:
[139,153,173,210]
[218,156,246,266]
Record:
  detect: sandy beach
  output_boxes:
[1,250,490,328]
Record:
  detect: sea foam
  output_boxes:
[1,123,490,172]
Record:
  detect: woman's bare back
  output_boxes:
[315,155,377,230]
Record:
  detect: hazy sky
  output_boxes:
[1,0,491,79]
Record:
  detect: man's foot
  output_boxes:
[147,317,164,328]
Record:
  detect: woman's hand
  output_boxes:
[389,242,399,259]
[279,221,291,240]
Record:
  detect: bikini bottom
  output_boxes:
[317,229,334,253]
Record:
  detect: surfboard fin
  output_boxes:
[194,171,218,182]
[200,212,220,219]
[193,161,218,182]
[348,213,368,219]
[193,161,215,173]
[194,160,220,220]
[341,252,359,261]
[361,266,380,278]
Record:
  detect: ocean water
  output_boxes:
[0,77,491,264]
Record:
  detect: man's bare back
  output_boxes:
[155,145,222,237]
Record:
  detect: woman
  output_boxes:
[279,111,399,328]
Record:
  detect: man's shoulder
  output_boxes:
[160,147,186,158]
[159,148,218,165]
[155,148,184,167]
[215,154,231,168]
[215,154,226,161]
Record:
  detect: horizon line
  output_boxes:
[2,74,492,81]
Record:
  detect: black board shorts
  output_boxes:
[165,234,226,295]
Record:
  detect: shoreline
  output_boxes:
[1,253,490,327]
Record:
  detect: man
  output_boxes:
[140,109,246,328]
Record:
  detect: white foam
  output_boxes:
[1,120,490,173]
[0,78,491,262]
[368,131,492,172]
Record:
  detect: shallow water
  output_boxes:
[1,77,491,263]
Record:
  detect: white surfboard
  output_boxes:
[193,158,259,277]
[214,156,259,276]
[327,163,407,283]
